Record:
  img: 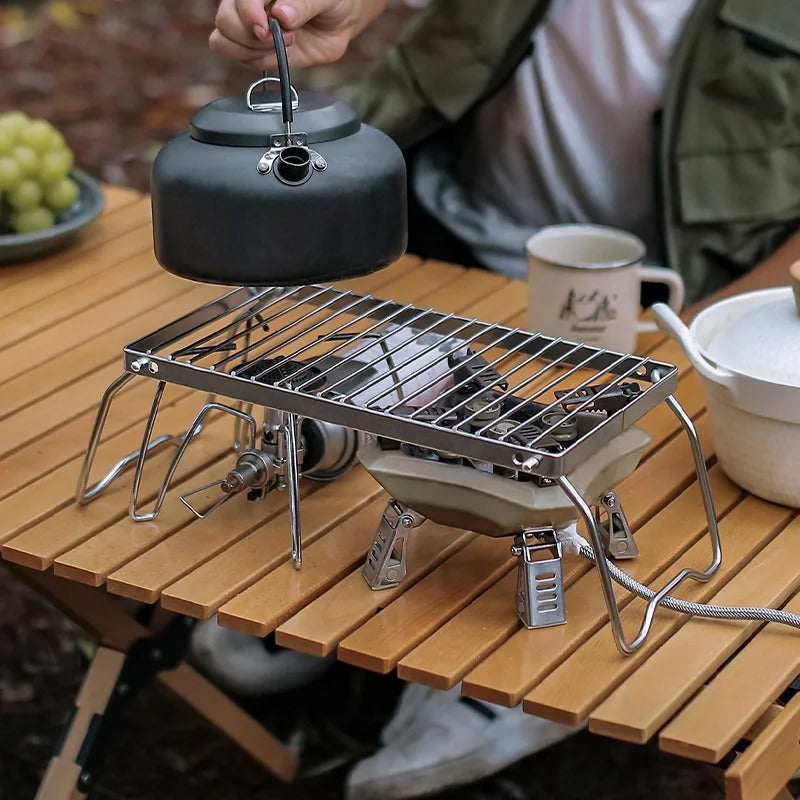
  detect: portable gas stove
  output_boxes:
[77,284,725,655]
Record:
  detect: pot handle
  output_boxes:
[651,303,735,387]
[269,17,294,128]
[790,259,800,316]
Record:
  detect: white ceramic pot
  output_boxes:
[652,263,800,508]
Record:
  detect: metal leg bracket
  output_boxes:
[595,491,638,560]
[362,500,425,590]
[512,528,567,629]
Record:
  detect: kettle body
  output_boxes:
[151,75,407,286]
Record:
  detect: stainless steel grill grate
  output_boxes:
[122,285,678,478]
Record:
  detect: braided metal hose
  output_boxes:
[578,544,800,629]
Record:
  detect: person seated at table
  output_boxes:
[197,1,800,798]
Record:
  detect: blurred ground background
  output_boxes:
[0,2,788,799]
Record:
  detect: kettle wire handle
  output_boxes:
[269,17,295,128]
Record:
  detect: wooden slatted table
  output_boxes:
[2,185,799,800]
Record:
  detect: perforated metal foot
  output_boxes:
[362,500,425,590]
[512,529,566,629]
[595,491,638,560]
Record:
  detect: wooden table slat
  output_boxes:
[660,589,800,762]
[0,271,188,389]
[589,514,800,743]
[0,282,220,422]
[0,250,169,351]
[101,475,314,600]
[0,205,152,318]
[161,469,385,620]
[217,494,391,635]
[338,534,516,673]
[522,497,797,727]
[275,526,474,657]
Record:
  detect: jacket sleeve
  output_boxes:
[342,44,448,151]
[343,0,548,150]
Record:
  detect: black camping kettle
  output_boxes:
[150,19,407,286]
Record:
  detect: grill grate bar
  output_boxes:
[507,356,651,446]
[283,303,432,391]
[163,287,273,358]
[351,320,502,408]
[431,337,575,426]
[196,286,335,368]
[323,313,459,399]
[216,289,361,374]
[180,286,301,362]
[234,295,390,378]
[402,328,529,416]
[266,297,404,387]
[459,350,627,431]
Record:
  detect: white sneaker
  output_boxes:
[346,683,579,800]
[189,617,334,697]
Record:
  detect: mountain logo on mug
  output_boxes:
[559,288,618,324]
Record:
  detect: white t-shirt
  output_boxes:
[412,0,697,278]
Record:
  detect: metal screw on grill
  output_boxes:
[463,394,502,424]
[541,410,577,443]
[488,421,517,438]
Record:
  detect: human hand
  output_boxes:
[210,0,388,70]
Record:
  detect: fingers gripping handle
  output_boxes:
[269,17,294,128]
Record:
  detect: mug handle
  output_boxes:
[636,266,685,334]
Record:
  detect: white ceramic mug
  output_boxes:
[525,224,685,353]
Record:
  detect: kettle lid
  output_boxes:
[190,82,360,147]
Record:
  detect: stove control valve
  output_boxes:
[179,449,276,519]
[223,450,276,494]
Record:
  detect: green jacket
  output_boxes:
[347,0,800,302]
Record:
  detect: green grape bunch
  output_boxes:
[0,111,80,235]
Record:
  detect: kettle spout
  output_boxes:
[275,145,311,184]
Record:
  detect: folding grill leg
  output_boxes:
[284,413,303,568]
[595,491,638,560]
[362,500,425,589]
[511,529,567,629]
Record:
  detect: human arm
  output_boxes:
[209,0,388,71]
[691,227,800,314]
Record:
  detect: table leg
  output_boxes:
[6,565,299,788]
[36,646,125,799]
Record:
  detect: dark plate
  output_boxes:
[0,169,105,265]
